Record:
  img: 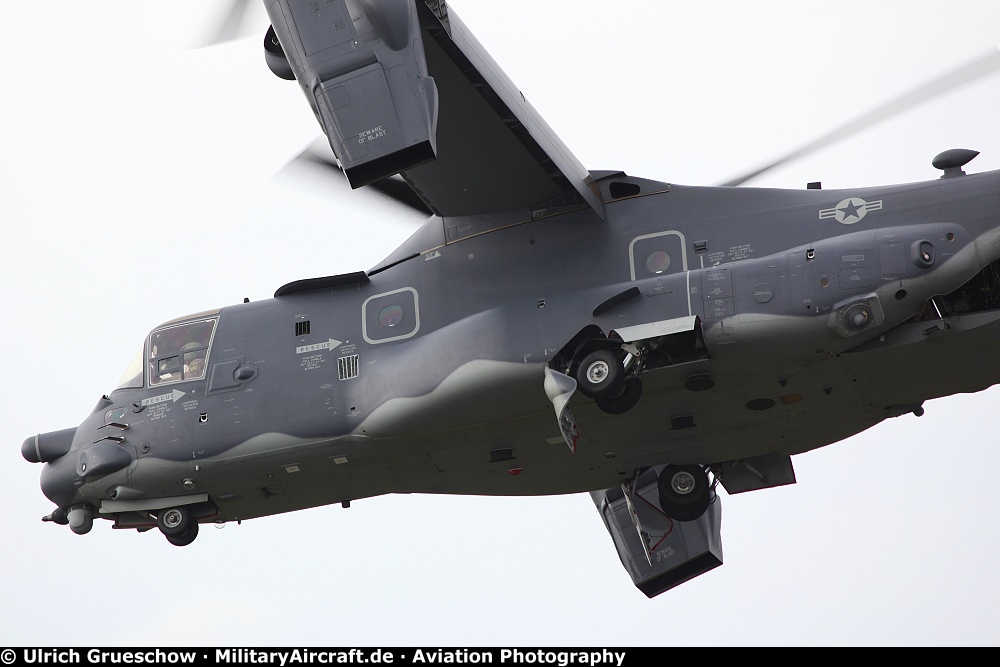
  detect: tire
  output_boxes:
[165,522,199,547]
[595,378,643,414]
[575,349,624,399]
[157,506,192,537]
[657,464,710,522]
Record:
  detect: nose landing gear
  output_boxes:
[158,506,200,547]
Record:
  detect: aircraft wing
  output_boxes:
[265,0,604,219]
[403,4,604,218]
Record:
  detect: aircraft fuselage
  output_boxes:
[27,169,1000,532]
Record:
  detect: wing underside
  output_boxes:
[404,4,603,218]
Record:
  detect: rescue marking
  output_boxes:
[296,338,343,354]
[141,389,186,407]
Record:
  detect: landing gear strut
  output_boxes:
[657,464,712,522]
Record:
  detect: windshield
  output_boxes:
[114,344,145,391]
[148,318,217,386]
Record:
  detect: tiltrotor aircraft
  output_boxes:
[22,0,1000,596]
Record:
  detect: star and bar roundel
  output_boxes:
[819,197,884,224]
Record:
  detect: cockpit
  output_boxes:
[113,315,219,392]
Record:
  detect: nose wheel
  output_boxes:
[657,464,711,522]
[157,506,199,546]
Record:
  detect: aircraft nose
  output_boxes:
[38,440,134,508]
[22,427,77,463]
[40,455,79,508]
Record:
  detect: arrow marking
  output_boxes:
[296,338,343,354]
[141,389,186,407]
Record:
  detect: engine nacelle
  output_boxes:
[265,0,438,187]
[591,466,723,597]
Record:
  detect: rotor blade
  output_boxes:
[200,0,254,47]
[368,174,436,218]
[278,144,435,218]
[722,48,1000,187]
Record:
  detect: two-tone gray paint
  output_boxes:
[21,0,1000,596]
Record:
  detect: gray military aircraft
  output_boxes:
[21,0,1000,597]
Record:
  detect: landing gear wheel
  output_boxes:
[576,350,624,399]
[595,378,643,414]
[657,464,711,522]
[165,522,199,547]
[157,506,193,537]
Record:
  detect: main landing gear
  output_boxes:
[157,506,200,546]
[555,317,709,416]
[616,464,715,566]
[656,464,712,522]
[574,349,643,415]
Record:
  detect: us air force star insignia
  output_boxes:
[818,197,883,224]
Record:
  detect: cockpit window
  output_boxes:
[148,318,217,386]
[114,344,145,391]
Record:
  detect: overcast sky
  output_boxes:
[3,0,1000,647]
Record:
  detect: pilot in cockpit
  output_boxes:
[147,318,217,386]
[182,342,207,380]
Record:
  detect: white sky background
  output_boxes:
[3,0,1000,646]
